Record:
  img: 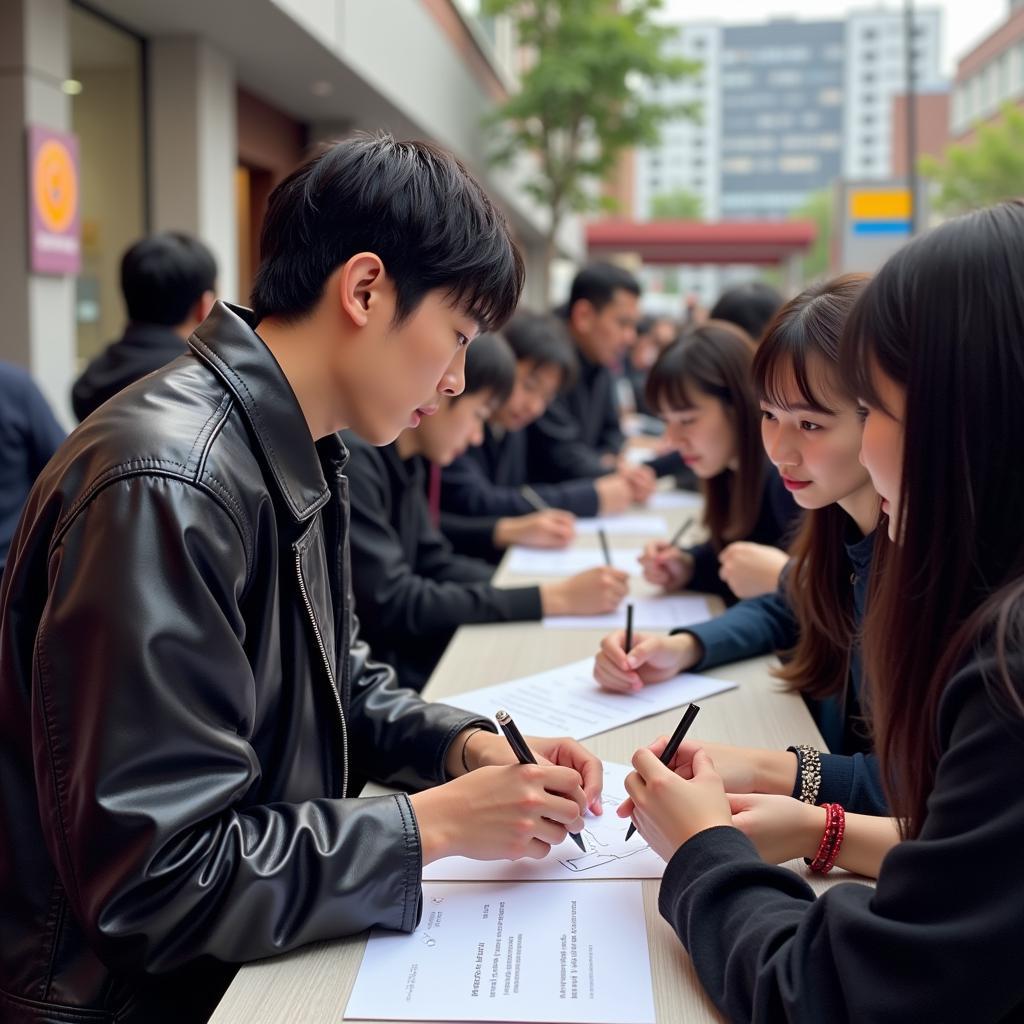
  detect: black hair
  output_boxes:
[455,332,517,408]
[250,132,524,330]
[710,281,784,343]
[646,321,763,548]
[839,200,1024,836]
[120,232,217,326]
[501,311,578,390]
[566,262,641,317]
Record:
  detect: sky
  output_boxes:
[657,0,1011,76]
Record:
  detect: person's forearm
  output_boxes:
[834,813,901,878]
[753,748,799,796]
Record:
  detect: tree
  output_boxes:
[792,189,833,282]
[482,0,699,302]
[650,188,703,220]
[920,102,1024,215]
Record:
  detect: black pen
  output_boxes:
[521,485,549,512]
[598,527,612,567]
[625,702,701,841]
[495,709,587,852]
[624,602,634,654]
[668,516,695,548]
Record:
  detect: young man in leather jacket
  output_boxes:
[0,134,604,1024]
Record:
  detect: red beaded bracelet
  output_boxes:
[809,803,846,874]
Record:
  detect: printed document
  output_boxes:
[543,594,711,631]
[345,880,655,1023]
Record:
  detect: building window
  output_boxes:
[70,4,147,363]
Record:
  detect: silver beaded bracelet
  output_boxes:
[788,744,823,805]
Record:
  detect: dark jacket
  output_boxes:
[524,350,689,484]
[684,468,801,605]
[680,528,885,814]
[0,302,490,1024]
[344,434,542,692]
[71,322,188,421]
[0,362,65,572]
[439,423,601,561]
[527,349,624,481]
[658,643,1024,1022]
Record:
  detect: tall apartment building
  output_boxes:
[635,8,943,223]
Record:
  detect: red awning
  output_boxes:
[586,219,817,266]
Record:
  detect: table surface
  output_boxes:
[210,498,839,1024]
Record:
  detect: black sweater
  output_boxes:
[685,468,802,605]
[439,424,602,561]
[71,323,187,422]
[525,351,685,483]
[658,643,1024,1022]
[343,433,542,691]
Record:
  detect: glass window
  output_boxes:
[70,4,147,364]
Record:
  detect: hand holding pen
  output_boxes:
[496,710,588,852]
[624,703,701,841]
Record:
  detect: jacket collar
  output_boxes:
[188,301,330,522]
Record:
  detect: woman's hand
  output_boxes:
[727,792,825,864]
[717,542,789,599]
[618,747,732,861]
[593,631,701,692]
[639,541,695,590]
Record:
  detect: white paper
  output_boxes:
[574,514,669,537]
[648,490,702,511]
[543,594,712,631]
[622,446,656,465]
[345,880,655,1024]
[505,546,643,577]
[424,762,665,882]
[447,656,735,741]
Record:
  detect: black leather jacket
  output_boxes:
[0,302,489,1023]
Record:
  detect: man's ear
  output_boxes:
[337,253,386,328]
[569,298,595,336]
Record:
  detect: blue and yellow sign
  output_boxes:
[848,188,913,236]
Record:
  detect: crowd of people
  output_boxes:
[1,132,1022,1023]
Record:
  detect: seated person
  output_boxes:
[345,332,629,691]
[440,311,642,562]
[527,262,679,496]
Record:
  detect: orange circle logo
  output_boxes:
[33,139,78,233]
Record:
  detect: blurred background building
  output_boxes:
[0,0,583,422]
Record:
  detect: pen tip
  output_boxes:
[495,709,510,724]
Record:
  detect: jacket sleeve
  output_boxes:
[676,586,798,669]
[684,539,731,599]
[441,448,600,518]
[526,396,609,482]
[347,450,541,636]
[439,509,502,562]
[657,660,1024,1023]
[816,752,888,815]
[344,612,497,791]
[32,476,436,975]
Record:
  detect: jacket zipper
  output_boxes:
[294,549,349,798]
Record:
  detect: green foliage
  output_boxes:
[650,188,703,219]
[482,0,699,250]
[920,103,1024,215]
[792,189,833,281]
